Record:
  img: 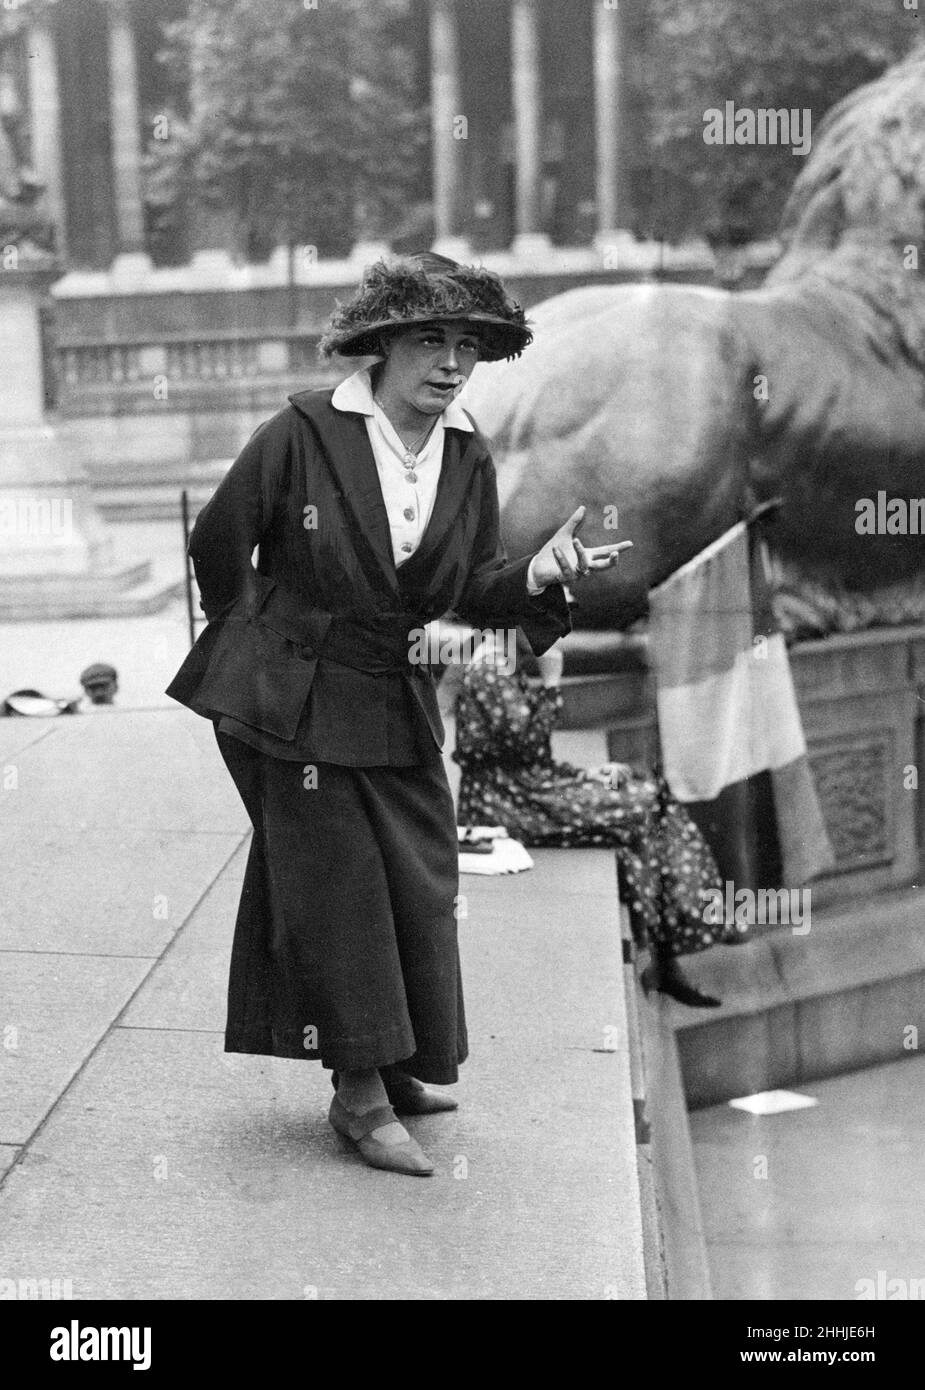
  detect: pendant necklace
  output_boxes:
[374,397,436,485]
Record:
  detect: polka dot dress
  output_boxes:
[454,663,749,959]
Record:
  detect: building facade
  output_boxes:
[3,0,648,271]
[4,0,752,519]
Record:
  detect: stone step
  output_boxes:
[90,461,228,522]
[0,561,184,620]
[670,885,925,1108]
[94,488,215,523]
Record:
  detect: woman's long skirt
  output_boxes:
[216,730,467,1083]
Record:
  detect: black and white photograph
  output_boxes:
[1,0,924,1338]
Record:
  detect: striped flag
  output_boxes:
[648,520,834,889]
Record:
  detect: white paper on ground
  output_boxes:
[457,825,510,843]
[728,1089,819,1115]
[458,838,534,875]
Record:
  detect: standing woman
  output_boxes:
[167,253,626,1177]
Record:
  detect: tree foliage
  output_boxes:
[145,0,426,261]
[141,0,922,261]
[637,0,919,245]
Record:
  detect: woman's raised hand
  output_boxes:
[530,506,632,589]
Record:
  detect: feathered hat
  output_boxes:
[319,252,532,362]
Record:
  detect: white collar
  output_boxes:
[331,366,474,432]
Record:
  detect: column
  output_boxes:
[105,0,152,274]
[510,0,550,258]
[186,0,237,278]
[26,9,68,258]
[428,0,471,261]
[592,0,632,254]
[347,32,391,265]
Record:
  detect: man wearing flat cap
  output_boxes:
[80,662,118,708]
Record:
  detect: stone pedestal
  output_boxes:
[348,239,392,267]
[430,235,474,263]
[0,423,110,579]
[0,260,167,618]
[593,228,639,269]
[109,252,155,286]
[558,623,922,910]
[509,231,554,263]
[0,264,109,576]
[188,248,239,281]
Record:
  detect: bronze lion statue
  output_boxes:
[467,45,925,637]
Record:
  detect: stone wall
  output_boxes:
[47,254,776,503]
[557,624,925,909]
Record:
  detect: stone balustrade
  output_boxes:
[54,332,335,415]
[49,256,772,441]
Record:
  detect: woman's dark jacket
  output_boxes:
[166,388,570,765]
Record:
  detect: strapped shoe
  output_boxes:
[382,1073,458,1116]
[328,1095,435,1176]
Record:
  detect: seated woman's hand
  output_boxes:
[535,647,564,687]
[593,761,634,788]
[530,506,632,588]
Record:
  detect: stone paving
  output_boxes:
[0,707,645,1300]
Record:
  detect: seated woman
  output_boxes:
[453,630,748,1007]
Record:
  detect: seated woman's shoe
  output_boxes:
[328,1096,435,1176]
[382,1073,458,1116]
[640,959,722,1009]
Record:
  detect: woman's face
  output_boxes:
[379,322,481,417]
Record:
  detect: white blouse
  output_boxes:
[331,367,544,592]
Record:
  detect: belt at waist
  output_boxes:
[255,580,432,676]
[314,614,431,676]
